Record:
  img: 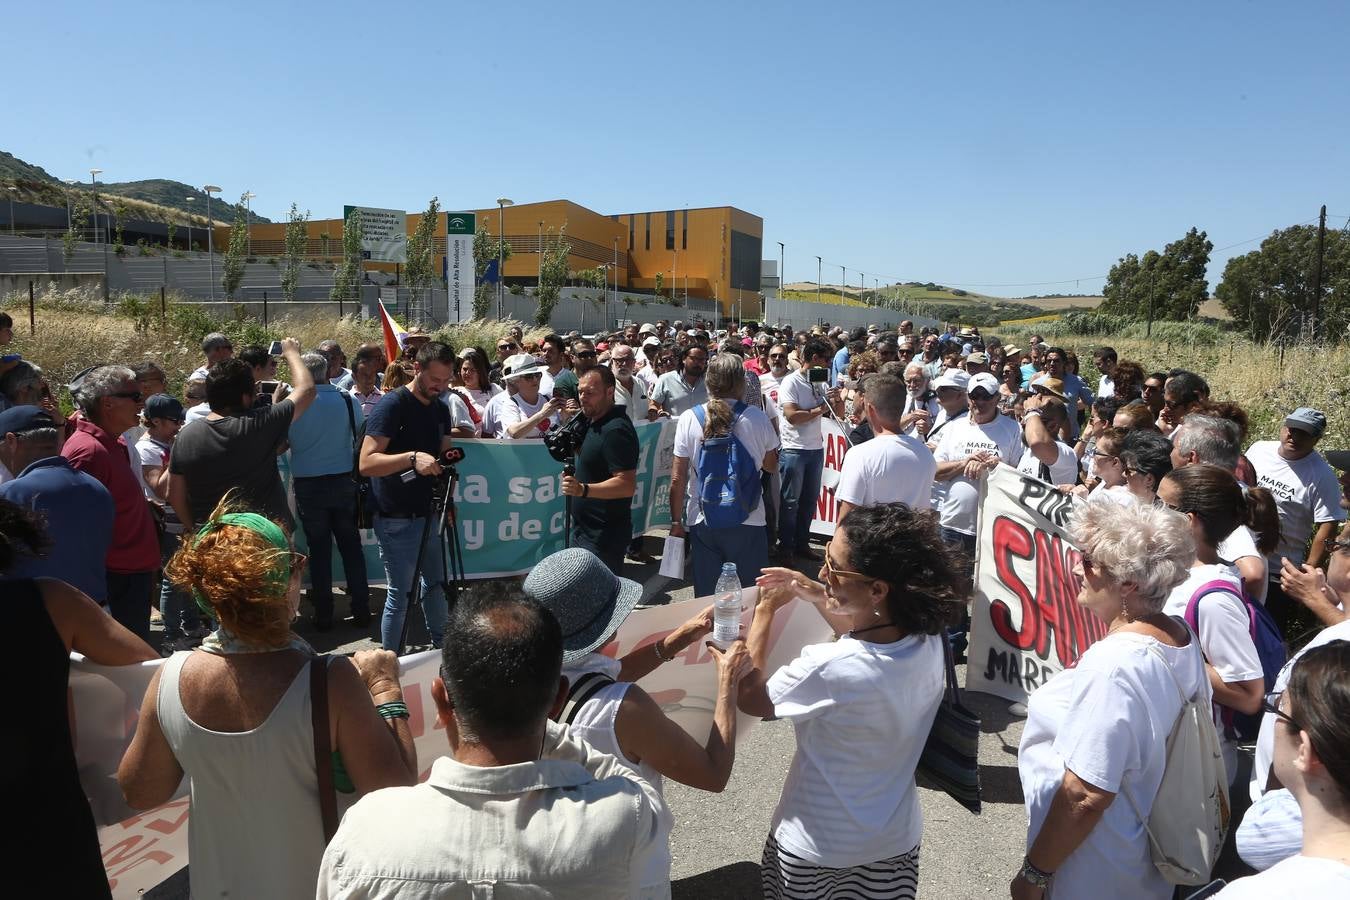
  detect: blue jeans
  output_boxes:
[777,449,824,553]
[940,526,977,657]
[373,514,448,651]
[158,529,201,640]
[690,523,769,597]
[294,475,370,620]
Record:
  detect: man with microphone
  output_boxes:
[359,341,459,650]
[560,366,639,575]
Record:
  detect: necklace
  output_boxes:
[849,621,900,638]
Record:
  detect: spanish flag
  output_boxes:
[377,300,407,365]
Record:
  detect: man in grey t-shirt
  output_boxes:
[651,345,708,418]
[169,338,315,530]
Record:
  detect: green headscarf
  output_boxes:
[190,512,292,616]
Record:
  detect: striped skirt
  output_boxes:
[761,833,920,899]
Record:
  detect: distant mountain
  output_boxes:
[0,149,271,225]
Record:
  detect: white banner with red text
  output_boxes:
[80,588,833,898]
[965,464,1106,702]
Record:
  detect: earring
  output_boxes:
[874,607,882,617]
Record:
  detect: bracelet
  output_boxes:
[582,483,590,498]
[410,452,417,470]
[1018,856,1054,887]
[653,638,674,662]
[377,701,410,720]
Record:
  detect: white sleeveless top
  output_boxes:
[157,651,327,900]
[564,654,674,899]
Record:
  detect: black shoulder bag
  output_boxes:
[343,393,374,530]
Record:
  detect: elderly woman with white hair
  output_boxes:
[1012,498,1209,900]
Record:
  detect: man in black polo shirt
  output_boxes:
[560,366,639,575]
[358,341,457,650]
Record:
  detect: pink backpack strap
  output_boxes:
[1182,579,1246,636]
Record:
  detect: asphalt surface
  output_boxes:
[145,533,1032,899]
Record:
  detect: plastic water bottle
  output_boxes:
[712,563,742,647]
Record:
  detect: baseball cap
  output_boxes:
[502,353,543,380]
[144,394,186,422]
[642,335,661,348]
[1032,377,1068,401]
[966,352,989,365]
[0,405,55,436]
[968,372,1001,396]
[1285,407,1327,437]
[932,371,970,393]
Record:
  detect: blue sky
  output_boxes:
[9,1,1349,296]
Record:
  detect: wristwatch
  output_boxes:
[1018,856,1053,888]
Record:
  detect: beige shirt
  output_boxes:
[615,375,651,421]
[318,721,663,900]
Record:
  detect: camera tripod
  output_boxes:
[397,459,467,657]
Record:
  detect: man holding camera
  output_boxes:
[560,367,639,575]
[775,338,841,562]
[359,341,459,650]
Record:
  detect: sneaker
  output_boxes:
[1008,701,1029,718]
[349,611,373,628]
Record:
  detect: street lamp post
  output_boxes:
[90,169,108,300]
[243,191,256,255]
[496,197,513,319]
[184,196,195,254]
[816,256,822,305]
[613,237,619,326]
[63,179,76,232]
[89,169,102,243]
[203,185,221,301]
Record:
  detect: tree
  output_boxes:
[1215,224,1350,342]
[319,231,331,257]
[403,197,441,317]
[536,225,571,327]
[64,193,91,261]
[281,203,310,303]
[330,208,363,306]
[1100,227,1212,320]
[166,220,177,252]
[471,220,512,319]
[221,193,250,299]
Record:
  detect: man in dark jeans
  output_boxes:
[288,351,370,631]
[561,367,639,575]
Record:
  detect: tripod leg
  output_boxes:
[398,512,435,657]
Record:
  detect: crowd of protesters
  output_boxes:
[1,305,1349,898]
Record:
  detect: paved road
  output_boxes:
[148,533,1031,899]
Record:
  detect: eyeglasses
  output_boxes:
[613,356,634,364]
[1262,691,1302,732]
[498,343,516,351]
[574,350,597,358]
[822,541,874,585]
[1319,537,1349,556]
[769,353,788,360]
[1156,498,1185,513]
[1163,398,1188,409]
[110,391,144,402]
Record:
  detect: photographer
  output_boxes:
[560,367,639,575]
[775,338,841,563]
[358,341,458,650]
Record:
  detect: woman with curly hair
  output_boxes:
[740,503,964,899]
[117,497,419,900]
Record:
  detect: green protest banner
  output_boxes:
[284,419,675,582]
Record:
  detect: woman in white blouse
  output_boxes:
[742,503,963,900]
[1014,498,1206,900]
[454,347,501,429]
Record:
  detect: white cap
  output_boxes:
[968,372,1000,395]
[932,370,970,392]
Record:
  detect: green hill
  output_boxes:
[0,149,270,225]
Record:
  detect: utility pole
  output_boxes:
[1310,204,1327,340]
[840,265,846,304]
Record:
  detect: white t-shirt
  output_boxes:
[1088,482,1135,505]
[1250,618,1350,802]
[776,370,827,451]
[1097,374,1114,399]
[901,392,940,439]
[835,433,935,510]
[1246,440,1346,569]
[759,370,786,409]
[1163,564,1264,780]
[437,389,476,434]
[673,403,778,528]
[492,392,555,440]
[134,435,172,504]
[767,633,944,868]
[1016,440,1079,486]
[933,415,1024,535]
[1215,855,1350,898]
[615,377,651,422]
[1019,631,1208,900]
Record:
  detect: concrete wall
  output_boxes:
[1,272,105,296]
[763,296,939,333]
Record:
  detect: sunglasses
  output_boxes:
[969,390,997,401]
[822,541,874,584]
[574,350,597,358]
[1262,691,1302,732]
[1095,453,1120,465]
[111,391,144,402]
[1156,498,1185,513]
[498,343,517,351]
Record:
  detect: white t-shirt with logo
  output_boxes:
[835,433,936,511]
[492,392,555,440]
[1163,563,1263,779]
[1215,855,1350,898]
[1019,631,1208,900]
[933,415,1024,535]
[673,403,778,528]
[1246,440,1346,569]
[1015,440,1079,486]
[777,369,827,451]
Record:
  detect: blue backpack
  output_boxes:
[1183,578,1288,741]
[691,402,762,529]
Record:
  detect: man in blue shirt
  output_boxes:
[1027,346,1094,440]
[0,406,113,600]
[288,352,369,631]
[831,327,866,387]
